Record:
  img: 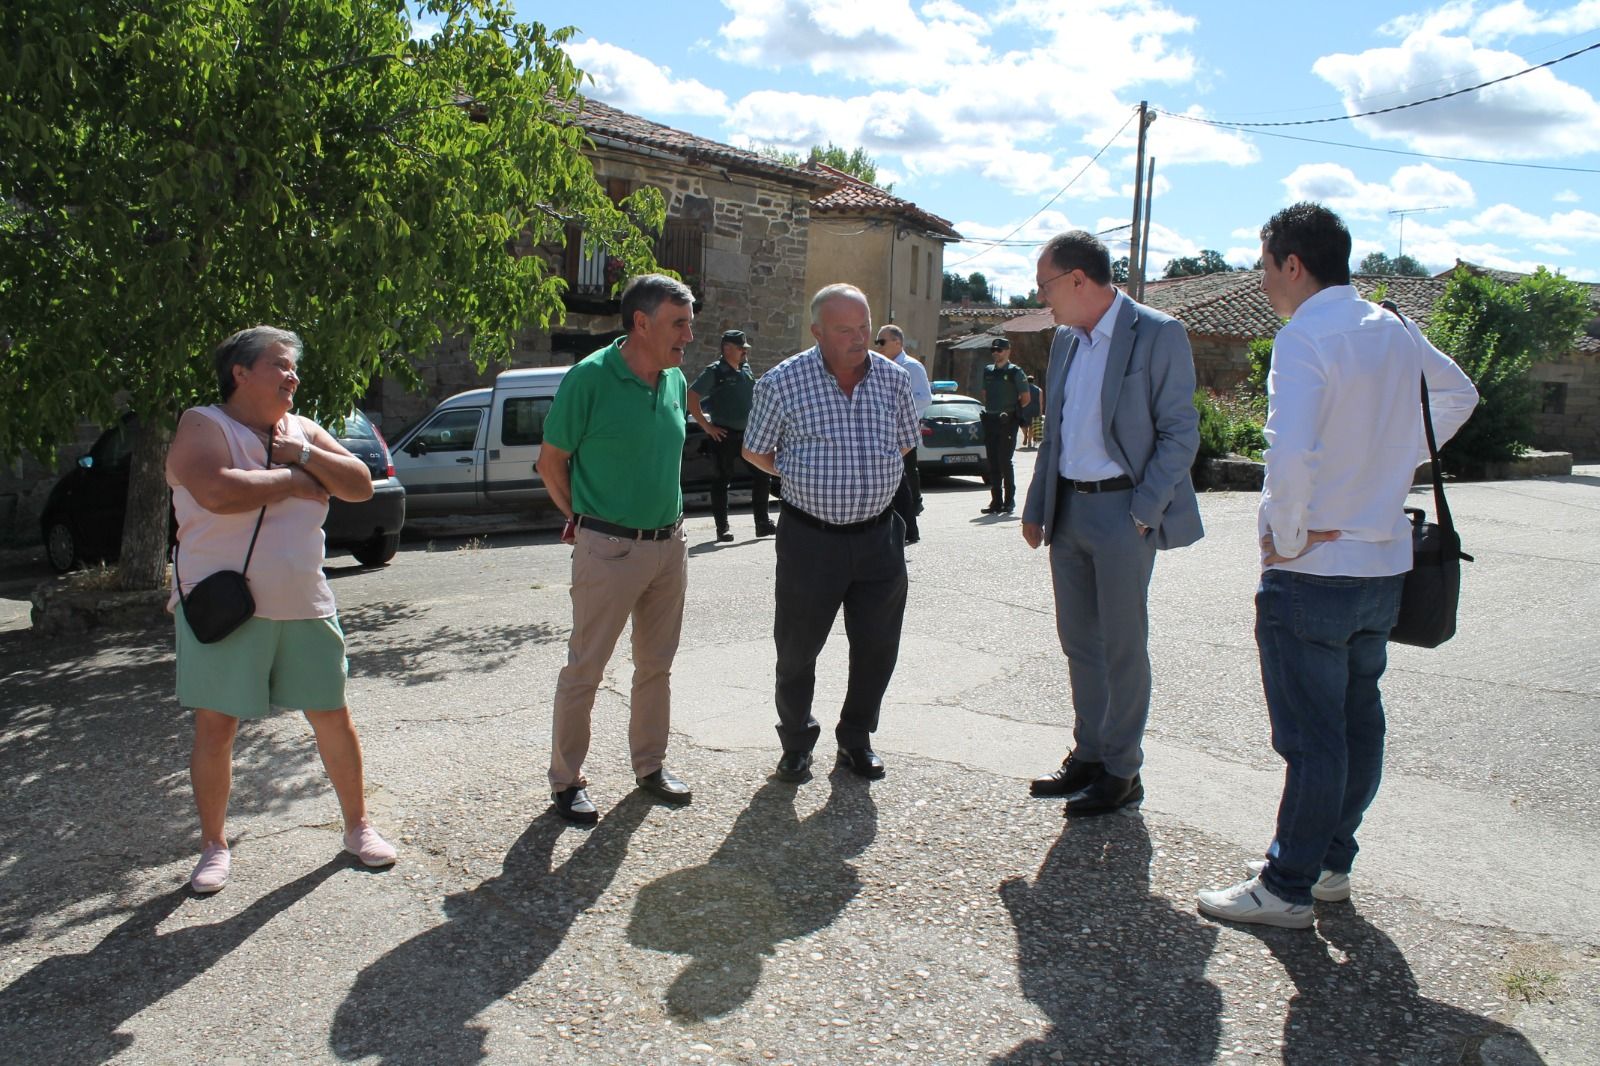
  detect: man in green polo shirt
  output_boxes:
[535,273,695,823]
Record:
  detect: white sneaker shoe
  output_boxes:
[1246,859,1351,902]
[1197,876,1314,929]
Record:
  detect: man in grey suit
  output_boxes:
[1021,230,1203,815]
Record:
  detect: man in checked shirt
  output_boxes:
[743,284,920,783]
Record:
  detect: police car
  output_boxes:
[916,384,987,480]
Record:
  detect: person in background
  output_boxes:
[687,329,774,542]
[1020,375,1044,449]
[166,325,398,894]
[980,338,1031,514]
[873,325,932,544]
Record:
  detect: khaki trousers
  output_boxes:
[548,525,688,791]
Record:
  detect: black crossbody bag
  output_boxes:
[1382,301,1473,648]
[175,504,267,644]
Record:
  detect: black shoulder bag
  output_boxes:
[175,505,267,644]
[1382,301,1473,648]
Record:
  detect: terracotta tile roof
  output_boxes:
[803,162,962,240]
[941,306,1036,319]
[554,95,835,192]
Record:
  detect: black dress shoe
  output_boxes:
[1029,753,1104,797]
[754,523,777,537]
[552,786,598,825]
[981,504,1002,514]
[636,768,692,805]
[837,747,886,779]
[1064,773,1144,816]
[775,750,812,782]
[716,530,735,542]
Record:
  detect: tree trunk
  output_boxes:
[118,420,174,591]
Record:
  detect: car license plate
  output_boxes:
[943,454,980,464]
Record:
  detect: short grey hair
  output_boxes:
[620,273,695,333]
[810,283,869,324]
[877,324,904,342]
[214,326,302,400]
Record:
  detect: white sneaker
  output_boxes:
[1246,859,1351,902]
[1197,876,1314,929]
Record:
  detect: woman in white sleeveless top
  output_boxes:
[165,326,397,893]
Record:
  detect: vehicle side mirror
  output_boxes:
[77,456,94,469]
[405,440,428,457]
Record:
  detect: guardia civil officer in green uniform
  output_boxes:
[688,329,774,541]
[981,337,1032,513]
[535,274,696,824]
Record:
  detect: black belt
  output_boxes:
[780,501,894,534]
[577,515,682,540]
[1060,474,1134,494]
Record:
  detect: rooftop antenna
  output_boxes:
[1388,206,1445,262]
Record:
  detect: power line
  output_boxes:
[1166,116,1600,174]
[946,110,1137,268]
[1155,38,1600,128]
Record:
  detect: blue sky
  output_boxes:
[494,1,1600,301]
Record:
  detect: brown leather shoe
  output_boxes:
[1029,754,1104,797]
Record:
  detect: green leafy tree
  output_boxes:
[1007,290,1042,308]
[1,0,664,589]
[1424,267,1591,472]
[759,142,890,190]
[942,270,994,304]
[1359,251,1428,277]
[1162,249,1233,278]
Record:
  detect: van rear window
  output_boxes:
[502,396,553,446]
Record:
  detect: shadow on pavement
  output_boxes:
[627,774,878,1021]
[337,600,565,686]
[328,794,653,1065]
[0,856,346,1063]
[0,627,328,945]
[1261,908,1544,1064]
[994,813,1222,1064]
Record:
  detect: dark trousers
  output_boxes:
[891,449,920,540]
[709,428,772,533]
[773,509,908,752]
[982,412,1018,506]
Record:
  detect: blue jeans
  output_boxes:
[1256,569,1405,906]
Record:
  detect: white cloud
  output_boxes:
[1224,246,1260,268]
[409,21,439,40]
[1470,0,1600,39]
[1280,163,1476,217]
[716,0,991,80]
[1535,241,1574,255]
[1555,189,1582,203]
[1312,28,1600,158]
[565,39,729,116]
[1445,203,1600,241]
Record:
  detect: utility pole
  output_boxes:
[1138,156,1155,301]
[1127,102,1157,295]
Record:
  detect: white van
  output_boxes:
[388,367,568,516]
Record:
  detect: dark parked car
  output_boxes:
[916,392,987,480]
[40,411,406,573]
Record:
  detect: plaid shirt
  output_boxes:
[745,347,919,524]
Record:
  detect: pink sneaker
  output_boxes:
[343,821,397,867]
[190,843,231,893]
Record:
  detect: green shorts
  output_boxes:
[175,605,348,719]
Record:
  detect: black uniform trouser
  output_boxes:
[773,508,907,752]
[891,449,920,539]
[982,412,1018,506]
[710,428,772,532]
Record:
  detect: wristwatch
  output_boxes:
[295,443,311,466]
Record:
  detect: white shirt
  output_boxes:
[894,351,934,414]
[1056,289,1127,482]
[1261,285,1478,576]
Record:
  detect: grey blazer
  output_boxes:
[1022,297,1204,550]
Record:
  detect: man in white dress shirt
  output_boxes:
[1198,202,1478,929]
[874,325,933,544]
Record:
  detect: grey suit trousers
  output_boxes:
[1049,483,1157,778]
